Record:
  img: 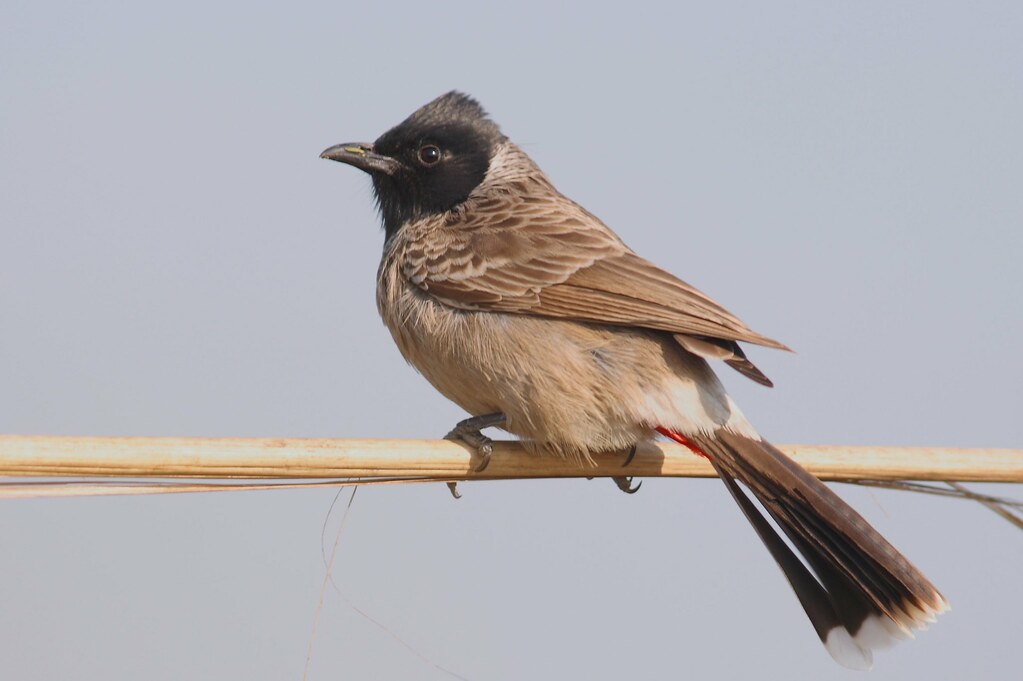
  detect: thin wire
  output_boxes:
[316,489,473,681]
[321,485,348,569]
[848,479,1023,508]
[0,476,447,499]
[947,481,1023,530]
[304,486,358,681]
[849,479,1023,530]
[333,592,472,681]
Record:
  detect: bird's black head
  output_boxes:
[321,92,505,238]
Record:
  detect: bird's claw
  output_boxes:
[621,444,638,468]
[613,476,642,494]
[447,481,462,499]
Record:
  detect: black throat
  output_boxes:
[368,93,505,240]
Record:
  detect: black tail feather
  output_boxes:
[664,428,947,669]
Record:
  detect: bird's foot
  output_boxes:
[444,412,506,471]
[443,412,506,498]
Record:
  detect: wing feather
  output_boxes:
[401,187,789,360]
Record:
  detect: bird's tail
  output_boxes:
[657,426,948,670]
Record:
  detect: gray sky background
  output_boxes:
[2,2,1021,679]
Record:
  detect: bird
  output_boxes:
[319,91,947,669]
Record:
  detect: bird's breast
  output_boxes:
[376,242,507,417]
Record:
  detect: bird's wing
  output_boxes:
[535,252,789,350]
[403,191,789,365]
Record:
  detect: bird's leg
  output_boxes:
[444,412,506,472]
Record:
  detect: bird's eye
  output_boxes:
[417,144,442,166]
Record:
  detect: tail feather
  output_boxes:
[659,427,948,669]
[712,465,878,670]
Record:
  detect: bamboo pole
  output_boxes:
[1,435,1021,483]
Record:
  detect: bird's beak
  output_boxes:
[319,142,401,176]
